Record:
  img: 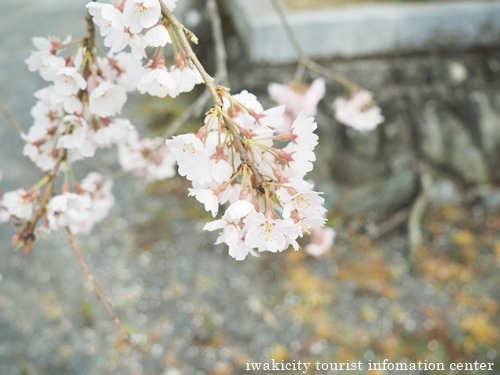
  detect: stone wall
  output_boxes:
[225,46,500,216]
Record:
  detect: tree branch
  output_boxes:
[162,4,265,186]
[207,0,228,86]
[66,228,130,342]
[270,0,355,90]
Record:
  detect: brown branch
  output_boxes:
[21,150,66,254]
[163,0,228,138]
[66,228,130,342]
[0,103,24,134]
[408,166,433,263]
[162,5,266,186]
[160,4,221,105]
[270,0,355,90]
[206,0,228,86]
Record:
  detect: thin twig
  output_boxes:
[163,0,228,138]
[22,151,66,254]
[0,103,24,134]
[408,166,433,262]
[161,5,221,105]
[270,0,355,90]
[66,228,130,342]
[270,0,308,61]
[164,90,211,138]
[207,0,229,86]
[162,5,266,186]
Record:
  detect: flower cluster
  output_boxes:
[268,77,326,131]
[333,88,384,132]
[24,33,174,176]
[167,90,327,260]
[2,0,339,260]
[268,79,384,133]
[46,172,115,234]
[2,1,200,252]
[0,172,114,249]
[87,0,203,99]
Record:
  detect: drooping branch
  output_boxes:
[270,0,355,90]
[160,4,221,105]
[163,0,229,139]
[161,4,266,186]
[207,0,228,86]
[66,228,130,342]
[21,150,66,255]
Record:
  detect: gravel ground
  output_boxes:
[1,2,498,375]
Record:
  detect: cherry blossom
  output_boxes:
[46,192,93,233]
[163,90,329,259]
[123,0,162,34]
[1,189,37,221]
[89,81,127,117]
[204,200,256,260]
[86,2,124,37]
[188,188,220,217]
[25,35,70,81]
[268,78,325,130]
[56,115,89,150]
[119,131,176,181]
[244,211,302,253]
[93,118,135,147]
[138,66,177,98]
[165,133,212,185]
[53,67,87,96]
[333,88,384,132]
[306,227,335,258]
[170,65,204,95]
[144,24,171,47]
[23,141,58,172]
[98,53,145,92]
[8,0,330,262]
[80,172,115,224]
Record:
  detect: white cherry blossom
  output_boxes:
[26,52,65,81]
[86,2,124,35]
[145,24,171,47]
[204,200,256,260]
[123,0,162,34]
[89,81,127,117]
[268,78,325,119]
[244,211,301,253]
[93,118,135,147]
[306,227,335,258]
[80,172,115,223]
[165,133,212,185]
[23,141,58,172]
[170,65,204,95]
[333,88,384,132]
[1,189,36,221]
[46,192,93,233]
[188,188,220,217]
[99,53,145,92]
[138,67,177,98]
[119,131,176,181]
[56,115,88,150]
[54,67,87,96]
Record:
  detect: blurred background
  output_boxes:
[0,0,499,374]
